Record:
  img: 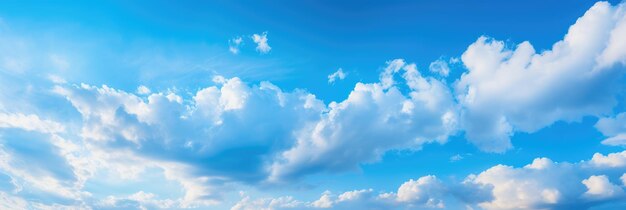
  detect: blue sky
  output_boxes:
[1,0,626,209]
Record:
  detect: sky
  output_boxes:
[1,0,626,209]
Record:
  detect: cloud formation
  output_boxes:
[1,1,626,209]
[327,68,347,83]
[455,1,626,152]
[252,32,271,54]
[595,112,626,146]
[231,150,626,210]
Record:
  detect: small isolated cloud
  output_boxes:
[450,154,463,162]
[229,36,243,54]
[450,153,471,162]
[251,32,271,54]
[136,85,151,95]
[429,58,451,77]
[327,68,347,83]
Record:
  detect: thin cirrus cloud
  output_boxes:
[0,1,625,209]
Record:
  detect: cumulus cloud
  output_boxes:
[327,68,347,83]
[269,59,458,181]
[252,32,271,54]
[396,176,446,208]
[136,85,151,95]
[582,175,624,199]
[455,1,626,152]
[232,150,626,210]
[595,112,626,146]
[52,78,324,189]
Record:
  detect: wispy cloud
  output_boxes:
[327,68,347,83]
[229,36,243,54]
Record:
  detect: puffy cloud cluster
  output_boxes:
[252,32,271,54]
[53,78,325,181]
[455,1,626,152]
[269,59,457,181]
[232,150,626,210]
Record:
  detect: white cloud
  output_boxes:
[136,85,151,95]
[229,36,244,54]
[327,68,347,83]
[450,153,471,162]
[252,32,271,54]
[52,77,325,198]
[455,1,626,152]
[595,112,626,146]
[231,195,302,210]
[233,150,626,210]
[589,150,626,168]
[269,59,458,181]
[468,151,626,210]
[311,191,332,208]
[0,112,64,134]
[582,175,624,199]
[429,58,451,77]
[231,176,448,210]
[396,175,445,208]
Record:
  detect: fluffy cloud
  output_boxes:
[582,175,624,199]
[252,32,271,54]
[231,176,449,210]
[52,78,324,200]
[232,150,626,210]
[136,85,151,95]
[595,112,626,146]
[269,59,458,181]
[455,1,626,152]
[327,68,347,83]
[467,152,626,210]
